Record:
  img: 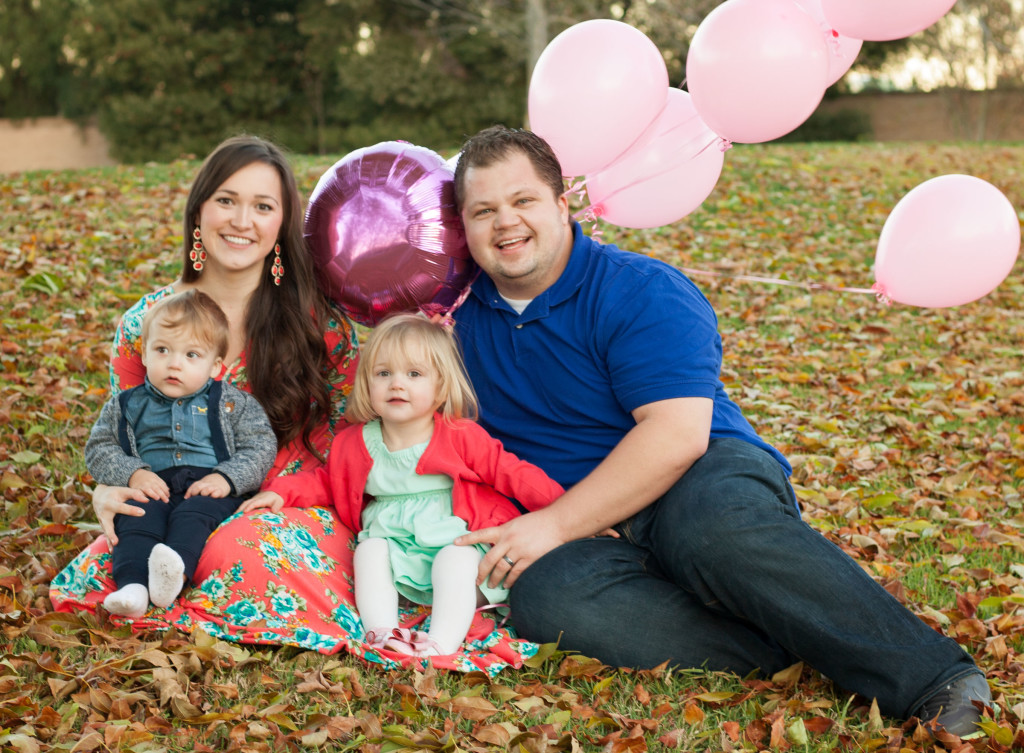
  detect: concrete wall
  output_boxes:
[2,90,1022,173]
[0,117,115,173]
[819,89,1024,142]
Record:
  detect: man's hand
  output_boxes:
[238,491,285,514]
[185,473,231,499]
[455,510,567,589]
[128,469,170,502]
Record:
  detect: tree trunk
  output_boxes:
[523,0,548,127]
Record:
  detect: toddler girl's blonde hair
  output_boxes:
[347,313,478,423]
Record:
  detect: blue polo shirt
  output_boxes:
[455,222,790,488]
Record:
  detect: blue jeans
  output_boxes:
[509,438,979,716]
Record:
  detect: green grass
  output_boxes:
[2,141,1024,751]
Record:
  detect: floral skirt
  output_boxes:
[49,506,539,676]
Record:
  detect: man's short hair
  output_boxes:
[453,126,566,211]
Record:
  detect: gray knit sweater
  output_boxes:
[84,380,277,495]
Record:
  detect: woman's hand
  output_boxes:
[238,491,285,513]
[93,484,150,546]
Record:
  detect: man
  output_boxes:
[452,125,989,735]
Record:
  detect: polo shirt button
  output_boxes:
[175,451,182,459]
[515,324,523,329]
[175,423,181,431]
[177,399,183,405]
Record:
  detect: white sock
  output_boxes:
[148,543,185,608]
[425,545,483,655]
[103,583,149,617]
[354,537,400,638]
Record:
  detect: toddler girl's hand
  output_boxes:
[128,469,170,502]
[238,491,285,513]
[185,473,231,499]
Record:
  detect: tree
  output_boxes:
[57,0,538,159]
[0,0,75,118]
[62,0,320,161]
[845,0,1024,139]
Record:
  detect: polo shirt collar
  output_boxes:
[469,221,592,320]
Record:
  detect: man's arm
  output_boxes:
[457,396,713,588]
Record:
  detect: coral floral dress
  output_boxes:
[50,287,540,675]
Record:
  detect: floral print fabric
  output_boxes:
[50,289,540,675]
[51,507,540,674]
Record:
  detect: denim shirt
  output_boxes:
[127,377,219,471]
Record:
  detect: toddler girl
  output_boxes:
[240,313,564,656]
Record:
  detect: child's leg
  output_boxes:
[354,537,401,638]
[154,493,241,607]
[147,543,186,608]
[425,544,486,655]
[110,497,171,588]
[105,492,173,617]
[103,583,149,617]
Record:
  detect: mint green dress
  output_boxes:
[356,421,509,605]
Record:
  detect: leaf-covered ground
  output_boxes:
[1,142,1022,752]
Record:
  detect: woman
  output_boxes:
[50,135,535,675]
[52,133,363,637]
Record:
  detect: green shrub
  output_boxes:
[776,107,873,143]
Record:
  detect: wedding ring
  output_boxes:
[502,555,515,567]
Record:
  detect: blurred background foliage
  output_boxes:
[1,0,1021,161]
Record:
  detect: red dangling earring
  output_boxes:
[189,227,207,272]
[271,243,284,286]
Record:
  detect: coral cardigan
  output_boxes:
[263,415,564,533]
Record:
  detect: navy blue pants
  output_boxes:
[111,466,242,589]
[509,438,979,717]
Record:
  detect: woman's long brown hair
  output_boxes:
[182,135,332,459]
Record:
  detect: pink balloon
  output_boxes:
[874,175,1021,308]
[686,0,830,144]
[304,142,477,326]
[820,0,957,41]
[529,20,669,177]
[791,0,863,85]
[585,89,725,229]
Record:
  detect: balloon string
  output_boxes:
[574,129,725,220]
[826,26,844,55]
[569,95,671,181]
[565,178,588,202]
[680,266,891,304]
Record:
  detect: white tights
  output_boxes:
[354,537,484,656]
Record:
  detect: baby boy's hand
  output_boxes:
[128,469,170,502]
[185,473,232,499]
